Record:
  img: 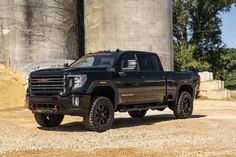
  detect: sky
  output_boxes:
[220,6,236,48]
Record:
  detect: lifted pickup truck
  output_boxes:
[27,50,200,132]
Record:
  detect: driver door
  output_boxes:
[114,52,143,105]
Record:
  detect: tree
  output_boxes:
[190,0,235,57]
[173,0,236,77]
[173,0,192,47]
[174,43,210,71]
[215,48,236,80]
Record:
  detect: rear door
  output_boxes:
[136,53,166,103]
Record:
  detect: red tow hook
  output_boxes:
[30,104,36,110]
[53,104,61,112]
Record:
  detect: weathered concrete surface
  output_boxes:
[200,89,231,100]
[84,0,173,71]
[200,80,224,91]
[0,0,79,70]
[198,71,214,82]
[1,0,174,71]
[198,72,231,100]
[231,90,236,98]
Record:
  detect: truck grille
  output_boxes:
[29,75,66,96]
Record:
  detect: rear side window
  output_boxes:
[137,53,158,72]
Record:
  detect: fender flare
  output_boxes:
[175,81,194,102]
[87,81,119,109]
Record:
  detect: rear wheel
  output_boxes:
[128,110,147,118]
[34,113,64,127]
[83,96,114,132]
[173,91,193,119]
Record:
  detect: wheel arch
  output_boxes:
[88,81,119,109]
[176,83,194,101]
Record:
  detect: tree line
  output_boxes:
[173,0,236,81]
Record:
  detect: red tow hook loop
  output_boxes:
[30,104,36,110]
[53,104,61,112]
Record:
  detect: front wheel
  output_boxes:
[173,91,193,119]
[83,96,114,132]
[34,113,64,127]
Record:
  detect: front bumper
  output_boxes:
[27,94,91,116]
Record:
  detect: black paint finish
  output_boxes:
[27,50,200,117]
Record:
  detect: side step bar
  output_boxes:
[119,105,168,112]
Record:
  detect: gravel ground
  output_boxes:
[0,100,236,157]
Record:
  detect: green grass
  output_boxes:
[225,80,236,90]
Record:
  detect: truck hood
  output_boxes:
[30,67,109,76]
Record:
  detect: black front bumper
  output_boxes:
[27,94,91,116]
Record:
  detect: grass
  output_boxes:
[225,80,236,90]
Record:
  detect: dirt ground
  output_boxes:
[0,64,26,110]
[0,100,236,157]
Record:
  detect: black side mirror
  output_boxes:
[122,60,137,72]
[64,63,69,67]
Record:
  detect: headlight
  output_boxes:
[73,74,87,88]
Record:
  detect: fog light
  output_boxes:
[72,97,80,107]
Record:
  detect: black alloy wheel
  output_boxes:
[94,104,110,125]
[83,96,114,132]
[173,91,193,119]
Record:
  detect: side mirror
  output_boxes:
[122,60,137,72]
[64,63,69,67]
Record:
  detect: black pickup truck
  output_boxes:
[27,50,200,132]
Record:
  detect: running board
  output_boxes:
[119,105,168,112]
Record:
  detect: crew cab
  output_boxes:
[27,50,200,132]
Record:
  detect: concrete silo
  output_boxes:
[0,0,29,68]
[0,0,79,70]
[84,0,173,70]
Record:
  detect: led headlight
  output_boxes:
[73,74,87,88]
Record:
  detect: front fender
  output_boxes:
[87,80,119,109]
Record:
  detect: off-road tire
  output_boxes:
[34,113,64,127]
[173,91,193,119]
[128,110,147,118]
[83,96,114,132]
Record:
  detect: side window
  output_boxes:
[121,53,137,70]
[137,53,158,72]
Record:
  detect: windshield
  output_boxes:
[70,53,119,68]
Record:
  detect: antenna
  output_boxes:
[116,49,121,52]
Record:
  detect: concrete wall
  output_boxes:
[0,0,79,70]
[84,0,174,70]
[0,0,174,71]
